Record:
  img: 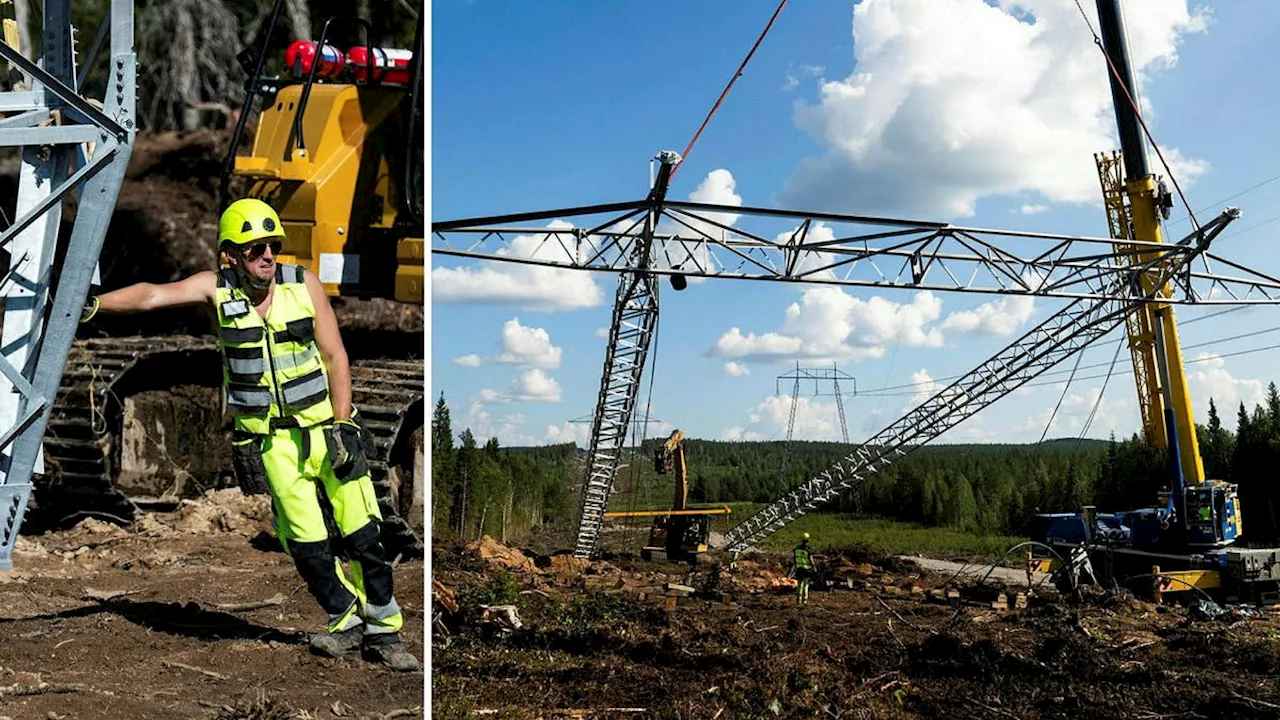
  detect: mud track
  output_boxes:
[3,489,423,719]
[433,537,1280,719]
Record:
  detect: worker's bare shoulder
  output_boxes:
[301,266,330,295]
[300,267,337,309]
[185,270,219,302]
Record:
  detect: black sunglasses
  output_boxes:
[243,240,283,258]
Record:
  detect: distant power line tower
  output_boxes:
[776,363,857,446]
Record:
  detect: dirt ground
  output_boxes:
[2,489,424,720]
[432,536,1280,720]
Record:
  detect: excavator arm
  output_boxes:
[656,429,689,511]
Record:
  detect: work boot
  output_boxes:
[309,625,364,658]
[363,635,422,672]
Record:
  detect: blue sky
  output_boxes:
[431,0,1280,448]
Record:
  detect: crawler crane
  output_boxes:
[1029,1,1276,604]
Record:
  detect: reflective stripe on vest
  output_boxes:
[224,345,266,384]
[216,264,334,433]
[794,548,812,569]
[282,368,329,411]
[227,384,273,415]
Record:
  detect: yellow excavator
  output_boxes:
[604,429,730,564]
[39,6,425,553]
[221,8,424,302]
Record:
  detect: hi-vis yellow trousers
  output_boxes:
[236,423,404,637]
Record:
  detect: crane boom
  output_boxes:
[723,210,1239,552]
[1096,152,1164,448]
[1096,0,1204,494]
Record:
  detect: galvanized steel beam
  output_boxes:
[434,201,1280,306]
[0,0,135,570]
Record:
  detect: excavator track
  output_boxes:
[37,337,424,556]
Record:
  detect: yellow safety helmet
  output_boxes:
[219,198,285,248]
[803,532,810,540]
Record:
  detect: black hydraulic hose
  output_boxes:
[293,17,373,156]
[401,9,425,228]
[220,0,287,212]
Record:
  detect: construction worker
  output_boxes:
[793,532,813,604]
[79,198,420,672]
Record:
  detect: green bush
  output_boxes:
[550,591,630,627]
[457,570,522,608]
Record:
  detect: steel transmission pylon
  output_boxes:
[435,166,1280,559]
[0,0,136,569]
[777,363,857,446]
[573,151,681,559]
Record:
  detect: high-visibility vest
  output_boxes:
[215,265,334,434]
[794,545,812,570]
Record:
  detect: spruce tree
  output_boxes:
[431,394,456,533]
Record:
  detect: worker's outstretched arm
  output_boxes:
[305,269,352,422]
[93,271,217,314]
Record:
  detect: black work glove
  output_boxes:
[80,296,100,324]
[326,419,369,482]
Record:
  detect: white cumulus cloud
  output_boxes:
[464,401,537,446]
[1187,353,1264,424]
[453,354,482,367]
[478,368,563,404]
[740,394,849,442]
[940,296,1036,336]
[545,421,593,447]
[494,318,562,369]
[723,362,751,377]
[655,169,745,282]
[780,0,1210,218]
[720,426,764,441]
[711,288,944,363]
[432,220,605,311]
[908,368,938,408]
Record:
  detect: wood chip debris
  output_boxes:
[161,660,229,680]
[81,587,140,602]
[213,593,286,612]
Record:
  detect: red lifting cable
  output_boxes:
[670,0,790,182]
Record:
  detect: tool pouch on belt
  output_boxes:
[230,431,270,495]
[325,420,370,483]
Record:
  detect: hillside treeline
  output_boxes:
[430,396,575,544]
[431,386,1280,544]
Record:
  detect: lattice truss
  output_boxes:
[433,200,1280,306]
[722,209,1243,552]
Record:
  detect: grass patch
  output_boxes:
[721,504,1026,562]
